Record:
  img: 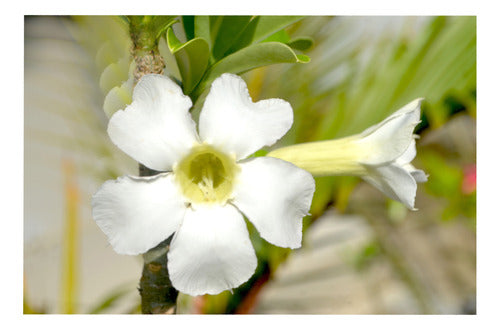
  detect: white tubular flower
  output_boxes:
[91,73,315,296]
[268,99,427,210]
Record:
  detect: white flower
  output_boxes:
[268,99,427,210]
[91,73,316,296]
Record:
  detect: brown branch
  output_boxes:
[139,236,178,314]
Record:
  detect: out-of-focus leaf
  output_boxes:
[352,240,382,271]
[211,16,253,60]
[202,291,232,314]
[99,57,131,94]
[420,150,462,197]
[193,41,309,100]
[88,285,135,314]
[70,16,131,74]
[418,149,475,223]
[167,28,210,94]
[95,41,130,74]
[103,78,133,118]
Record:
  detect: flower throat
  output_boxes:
[175,144,239,204]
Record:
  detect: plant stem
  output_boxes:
[139,235,178,314]
[129,16,166,82]
[137,152,179,314]
[130,17,178,314]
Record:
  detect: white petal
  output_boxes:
[108,74,198,171]
[410,168,428,183]
[398,141,428,182]
[232,157,315,249]
[361,98,423,136]
[357,99,422,165]
[199,73,293,160]
[168,204,257,296]
[363,164,418,210]
[396,139,417,165]
[91,173,186,255]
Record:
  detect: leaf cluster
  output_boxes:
[162,16,311,105]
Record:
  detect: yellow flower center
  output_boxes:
[174,144,239,204]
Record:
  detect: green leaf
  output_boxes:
[209,16,224,42]
[287,37,314,51]
[194,16,212,49]
[166,27,183,51]
[151,16,177,40]
[252,16,303,42]
[262,29,291,43]
[182,15,195,40]
[227,16,304,54]
[211,16,253,60]
[167,28,210,94]
[192,41,309,99]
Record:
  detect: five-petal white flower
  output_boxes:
[91,73,316,296]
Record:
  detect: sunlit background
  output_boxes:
[24,15,476,314]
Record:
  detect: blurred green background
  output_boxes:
[24,15,475,314]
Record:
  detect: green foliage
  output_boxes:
[287,37,314,51]
[82,15,311,117]
[210,16,254,60]
[165,16,310,104]
[227,16,303,53]
[193,16,212,49]
[191,42,309,103]
[166,28,210,94]
[70,16,134,118]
